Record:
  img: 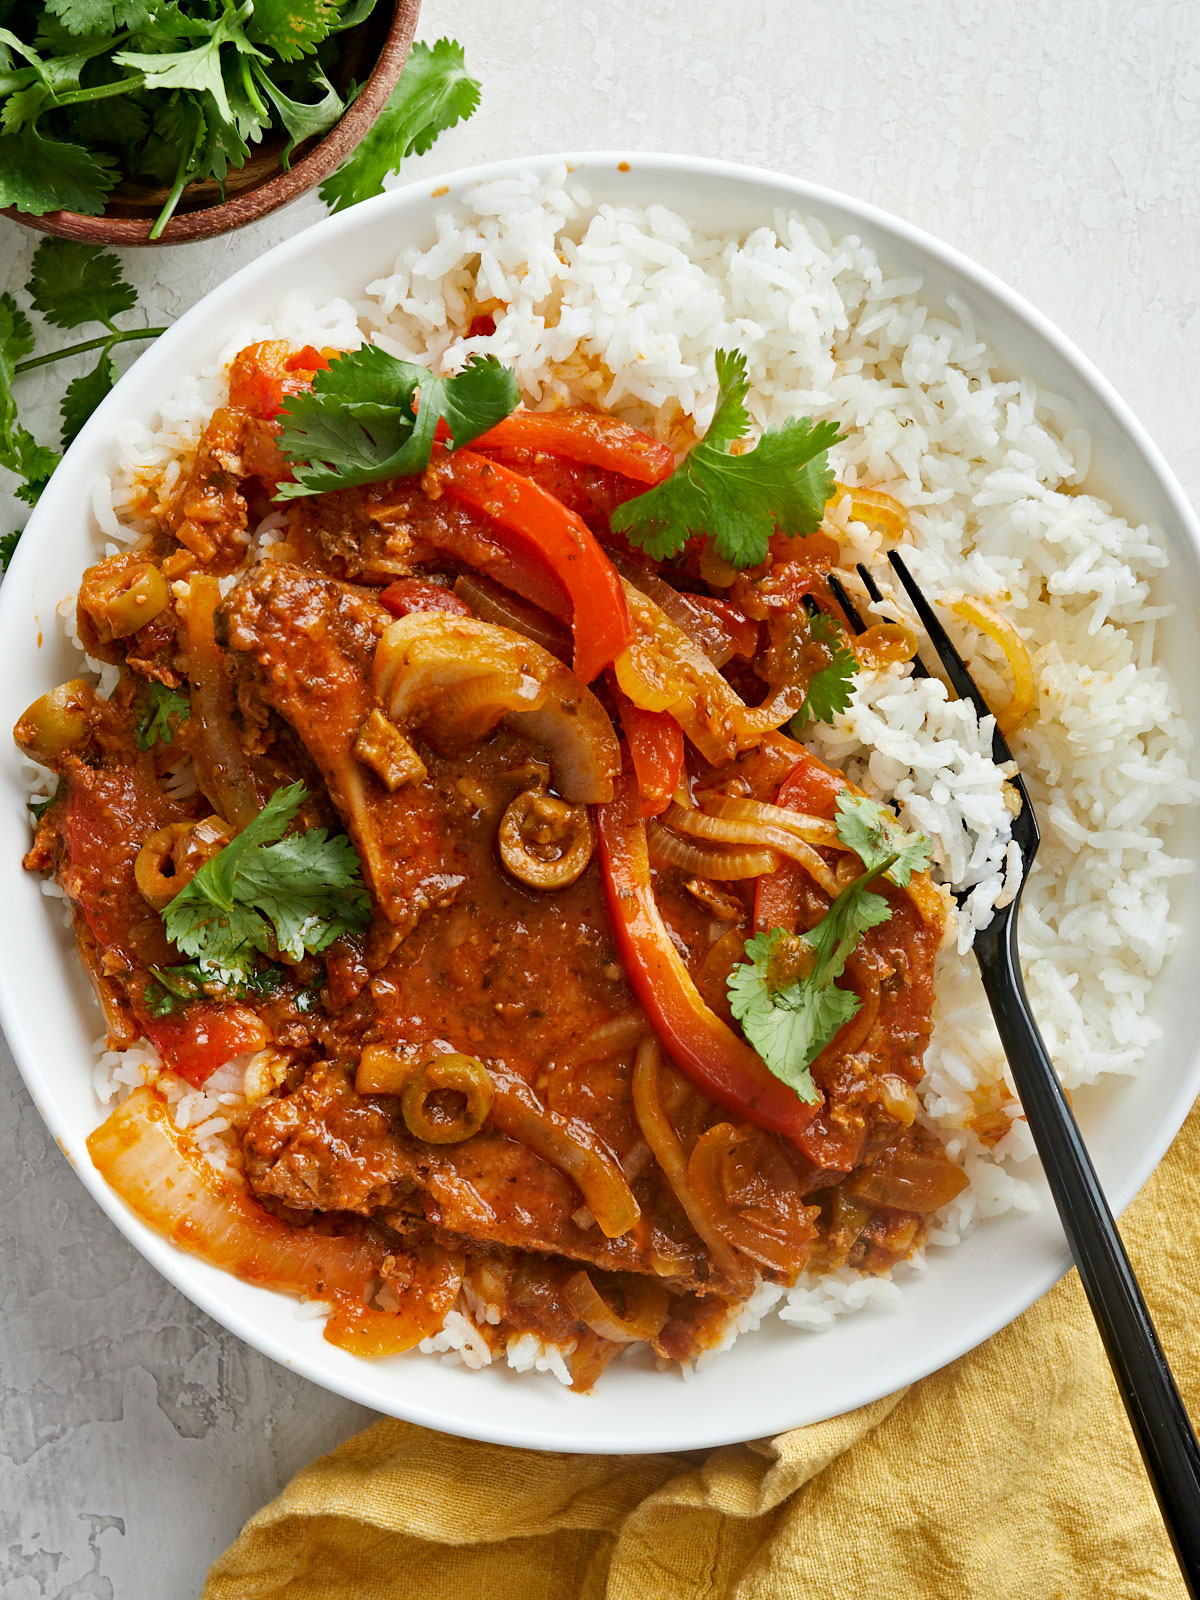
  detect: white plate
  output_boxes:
[2,153,1197,1455]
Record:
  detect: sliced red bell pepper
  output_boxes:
[139,1001,269,1089]
[227,341,330,421]
[609,684,684,818]
[752,745,848,933]
[471,408,675,485]
[597,766,819,1141]
[431,449,632,683]
[379,579,472,619]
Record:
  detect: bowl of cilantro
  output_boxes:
[0,0,465,245]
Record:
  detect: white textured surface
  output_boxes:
[1,1,1198,1594]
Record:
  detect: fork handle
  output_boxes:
[977,913,1200,1593]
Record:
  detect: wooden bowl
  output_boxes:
[1,0,422,247]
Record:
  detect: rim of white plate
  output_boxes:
[1,151,1197,1455]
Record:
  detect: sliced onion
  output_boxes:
[489,1068,640,1239]
[701,793,841,849]
[949,594,1036,735]
[833,482,908,540]
[564,1271,670,1344]
[453,572,573,660]
[613,580,747,763]
[373,612,619,803]
[436,670,545,745]
[186,575,261,829]
[854,621,920,670]
[664,803,842,899]
[630,1038,750,1290]
[323,1248,464,1357]
[647,819,777,880]
[687,1123,816,1277]
[847,1147,970,1213]
[555,1009,647,1070]
[614,558,738,668]
[822,961,881,1058]
[87,1088,381,1297]
[728,685,807,745]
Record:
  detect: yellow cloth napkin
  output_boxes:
[203,1098,1200,1600]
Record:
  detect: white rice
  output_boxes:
[55,166,1196,1381]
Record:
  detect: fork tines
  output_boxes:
[825,565,930,679]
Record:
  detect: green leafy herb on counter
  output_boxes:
[611,348,843,568]
[727,794,931,1099]
[0,238,165,570]
[320,37,481,212]
[274,344,520,498]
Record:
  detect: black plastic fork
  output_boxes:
[828,551,1200,1594]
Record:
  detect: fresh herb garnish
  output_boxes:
[727,794,931,1098]
[161,780,371,970]
[135,681,191,751]
[29,792,57,824]
[145,954,290,1014]
[1,240,164,567]
[611,348,843,569]
[833,792,933,890]
[275,346,520,499]
[789,612,857,733]
[29,239,137,329]
[320,37,481,212]
[0,294,61,515]
[0,13,479,239]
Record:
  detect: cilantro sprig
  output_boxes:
[1,239,165,569]
[611,348,843,569]
[789,611,857,733]
[135,681,190,751]
[274,346,520,499]
[162,781,371,971]
[145,953,289,1016]
[0,13,480,239]
[320,37,481,213]
[727,794,931,1100]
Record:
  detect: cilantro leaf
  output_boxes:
[727,931,858,1103]
[44,0,154,33]
[0,293,60,499]
[245,0,334,63]
[162,781,371,968]
[133,91,193,184]
[146,953,288,1013]
[728,869,894,1100]
[320,37,480,213]
[62,89,150,154]
[833,791,931,888]
[60,347,117,448]
[0,531,21,571]
[115,7,263,129]
[0,291,34,371]
[250,57,341,162]
[611,347,842,568]
[29,238,136,329]
[135,681,190,751]
[0,123,117,214]
[28,790,57,822]
[275,346,520,499]
[728,799,930,1096]
[789,612,857,733]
